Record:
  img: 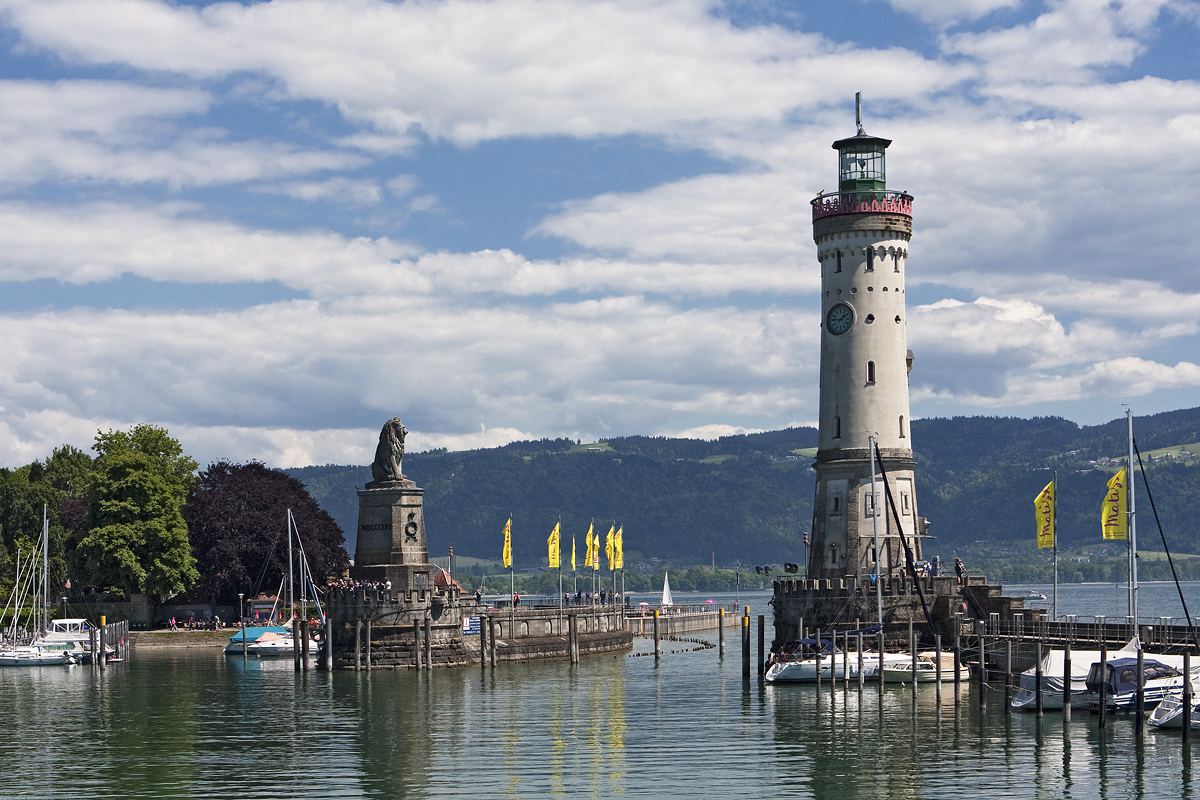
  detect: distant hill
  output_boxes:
[286,408,1200,570]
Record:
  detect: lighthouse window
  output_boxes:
[894,252,901,273]
[834,416,842,438]
[899,415,906,438]
[867,249,874,271]
[865,314,875,323]
[867,361,876,384]
[836,251,842,273]
[895,315,902,323]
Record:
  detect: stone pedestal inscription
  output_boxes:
[352,484,432,592]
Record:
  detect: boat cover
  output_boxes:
[226,626,288,643]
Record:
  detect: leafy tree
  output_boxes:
[92,425,197,499]
[183,461,349,604]
[76,450,197,600]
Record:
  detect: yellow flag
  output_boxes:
[1102,469,1128,540]
[571,535,576,572]
[1034,481,1055,549]
[502,518,512,567]
[605,525,615,570]
[584,523,594,569]
[614,526,623,570]
[548,523,561,568]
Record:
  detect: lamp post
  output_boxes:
[238,593,246,662]
[61,596,67,619]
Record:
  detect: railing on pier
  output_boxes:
[811,190,913,221]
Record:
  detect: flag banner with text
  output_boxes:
[614,526,624,570]
[548,522,560,568]
[1035,480,1055,549]
[571,536,576,572]
[502,518,512,567]
[584,523,595,570]
[1101,469,1128,540]
[605,525,615,571]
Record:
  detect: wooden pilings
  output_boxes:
[1034,641,1043,718]
[757,615,765,678]
[1063,642,1071,722]
[412,619,421,670]
[1098,642,1108,729]
[741,610,750,678]
[1185,650,1193,744]
[653,610,661,661]
[718,608,724,656]
[424,617,432,670]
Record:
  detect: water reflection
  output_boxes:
[0,643,1196,799]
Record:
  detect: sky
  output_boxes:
[1,0,1199,469]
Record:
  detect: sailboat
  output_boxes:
[0,507,75,667]
[244,509,323,658]
[660,570,674,608]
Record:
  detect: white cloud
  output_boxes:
[882,0,1023,25]
[259,177,383,204]
[668,423,766,440]
[0,0,964,145]
[0,79,362,188]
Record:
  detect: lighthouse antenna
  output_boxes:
[855,92,864,135]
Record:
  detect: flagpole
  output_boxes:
[1128,408,1138,625]
[1052,470,1058,621]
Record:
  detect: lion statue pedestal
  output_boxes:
[350,418,432,593]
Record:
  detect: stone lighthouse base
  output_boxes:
[771,573,1041,650]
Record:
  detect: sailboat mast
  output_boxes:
[287,508,295,623]
[42,504,49,634]
[869,437,883,629]
[1128,408,1138,624]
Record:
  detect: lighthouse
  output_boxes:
[807,95,926,584]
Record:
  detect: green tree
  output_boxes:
[73,427,199,601]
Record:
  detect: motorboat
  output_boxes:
[224,626,289,654]
[881,651,970,683]
[243,629,321,658]
[1011,639,1140,711]
[1085,657,1196,712]
[0,644,75,666]
[765,634,908,683]
[1148,693,1200,729]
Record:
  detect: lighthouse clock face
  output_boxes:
[827,303,854,335]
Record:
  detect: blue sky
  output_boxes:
[1,0,1199,467]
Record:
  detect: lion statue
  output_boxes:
[370,418,407,484]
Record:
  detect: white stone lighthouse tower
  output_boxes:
[808,95,926,583]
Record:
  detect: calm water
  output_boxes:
[1,588,1198,799]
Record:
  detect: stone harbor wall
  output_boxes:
[771,573,1041,650]
[325,588,632,669]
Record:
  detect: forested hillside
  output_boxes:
[288,407,1200,572]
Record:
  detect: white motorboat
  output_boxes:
[224,626,289,655]
[765,634,908,683]
[244,630,320,657]
[0,645,74,666]
[1011,640,1140,711]
[1085,656,1198,712]
[881,652,970,683]
[1148,693,1200,729]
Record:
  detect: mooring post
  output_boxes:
[570,614,580,663]
[99,616,106,672]
[935,634,942,704]
[490,619,498,667]
[909,621,917,701]
[757,615,765,678]
[1135,646,1144,737]
[301,619,310,664]
[1098,642,1108,729]
[976,620,986,710]
[1184,650,1192,744]
[364,619,372,672]
[953,626,962,699]
[354,619,362,671]
[653,610,661,660]
[1063,640,1071,722]
[718,608,725,656]
[858,632,865,694]
[1003,639,1012,713]
[741,611,750,678]
[842,630,850,697]
[424,617,433,670]
[878,630,885,699]
[324,614,334,671]
[815,628,822,688]
[1035,641,1043,718]
[412,619,421,670]
[479,614,488,670]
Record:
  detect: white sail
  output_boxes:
[661,570,674,607]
